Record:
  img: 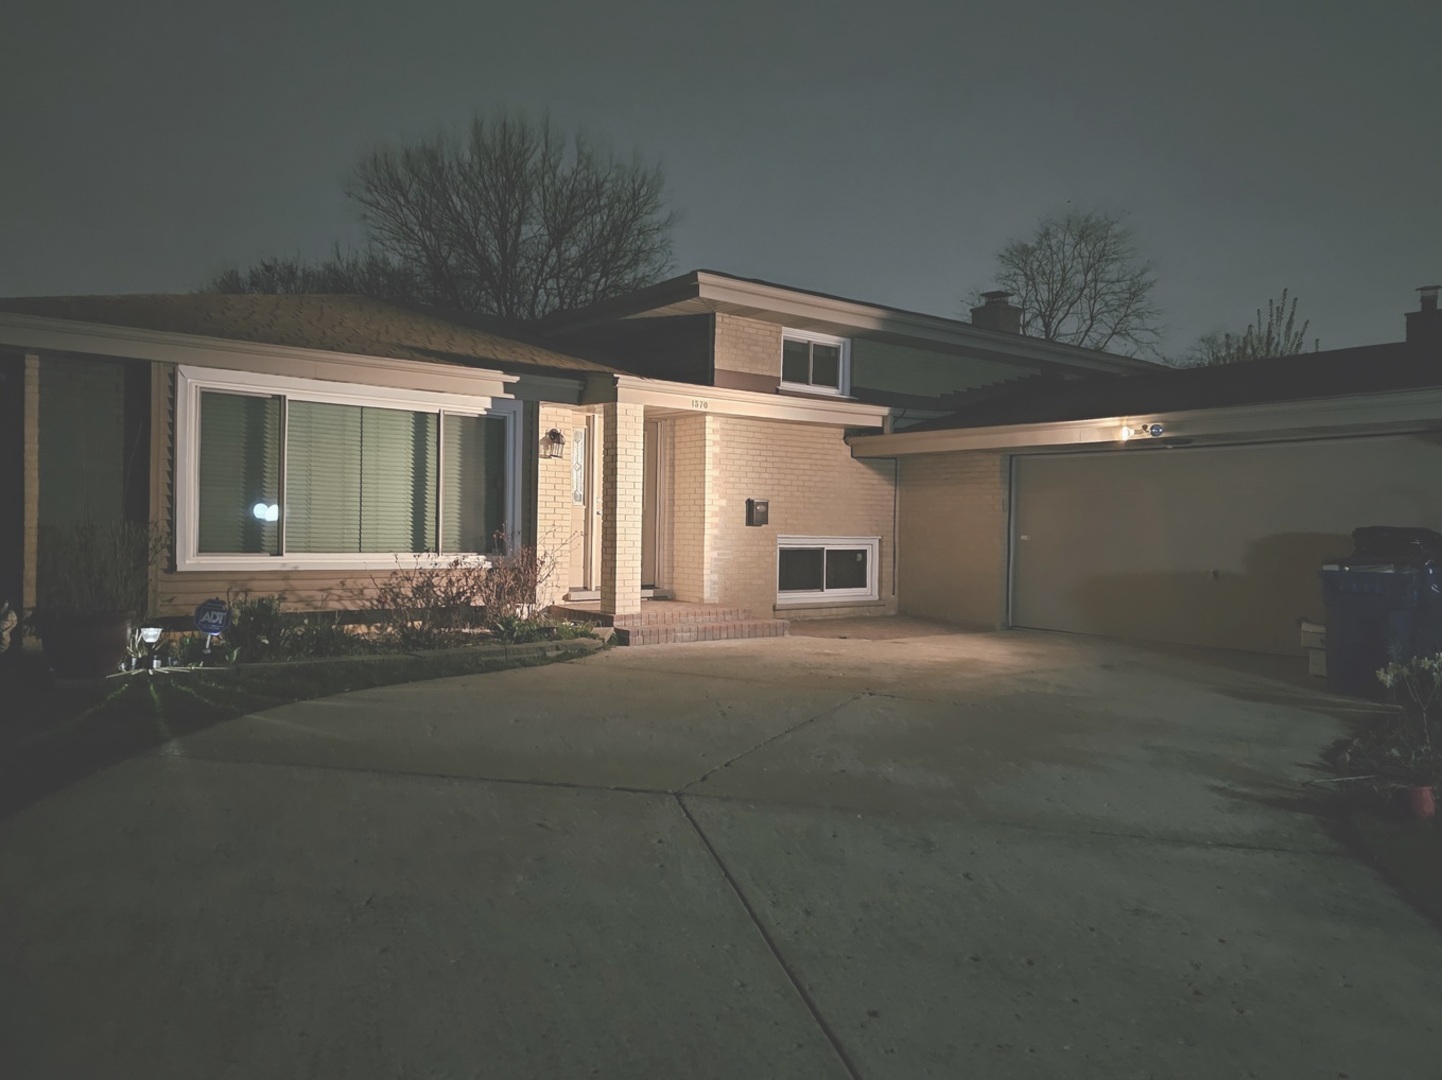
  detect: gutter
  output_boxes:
[847,386,1442,458]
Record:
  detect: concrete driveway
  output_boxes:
[1,624,1438,1078]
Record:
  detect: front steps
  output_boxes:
[548,601,789,647]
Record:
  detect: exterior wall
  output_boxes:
[535,403,578,607]
[897,452,1010,628]
[713,313,782,384]
[850,339,1039,399]
[670,414,718,603]
[149,362,571,617]
[672,414,898,618]
[599,402,645,614]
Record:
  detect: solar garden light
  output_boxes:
[140,626,163,669]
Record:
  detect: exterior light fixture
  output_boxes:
[140,626,163,645]
[1121,422,1166,442]
[541,428,567,459]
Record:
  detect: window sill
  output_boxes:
[775,597,886,612]
[777,382,851,399]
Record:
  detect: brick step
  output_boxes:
[549,603,754,627]
[613,619,790,646]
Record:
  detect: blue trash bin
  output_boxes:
[1318,527,1442,698]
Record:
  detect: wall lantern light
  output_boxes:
[1119,422,1166,442]
[541,428,567,459]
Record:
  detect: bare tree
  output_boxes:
[210,247,419,301]
[208,109,675,322]
[978,209,1162,357]
[1183,288,1319,366]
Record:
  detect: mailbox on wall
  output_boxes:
[745,498,769,527]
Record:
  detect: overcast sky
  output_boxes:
[3,0,1438,357]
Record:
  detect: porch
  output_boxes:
[548,598,788,647]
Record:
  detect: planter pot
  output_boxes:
[36,610,136,679]
[1404,785,1437,821]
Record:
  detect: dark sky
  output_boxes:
[4,0,1438,356]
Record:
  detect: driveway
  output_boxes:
[1,625,1438,1078]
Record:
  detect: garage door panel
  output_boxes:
[1012,436,1442,654]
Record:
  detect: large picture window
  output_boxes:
[178,368,519,570]
[776,536,879,604]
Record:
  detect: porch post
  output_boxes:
[599,401,644,616]
[21,354,39,614]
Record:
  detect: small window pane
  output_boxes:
[198,391,281,554]
[810,344,841,388]
[286,400,362,553]
[782,340,811,384]
[825,548,868,590]
[778,548,824,592]
[442,413,508,553]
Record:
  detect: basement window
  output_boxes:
[780,330,850,396]
[776,536,879,604]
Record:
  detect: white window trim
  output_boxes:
[779,328,851,398]
[175,365,523,572]
[776,535,880,605]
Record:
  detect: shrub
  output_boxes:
[288,617,370,658]
[369,533,560,650]
[223,593,291,663]
[35,519,167,619]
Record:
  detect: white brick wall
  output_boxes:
[536,403,578,607]
[667,414,898,618]
[600,401,645,615]
[897,452,1010,627]
[713,313,783,380]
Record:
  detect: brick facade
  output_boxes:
[599,401,645,615]
[536,403,578,608]
[713,313,782,380]
[666,413,898,618]
[897,451,1010,627]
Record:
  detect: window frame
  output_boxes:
[775,535,880,605]
[175,366,522,572]
[779,329,851,397]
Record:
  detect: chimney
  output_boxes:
[1408,284,1441,348]
[971,290,1022,334]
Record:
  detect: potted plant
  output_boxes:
[31,519,166,679]
[1376,654,1442,820]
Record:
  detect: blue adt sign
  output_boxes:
[193,598,231,637]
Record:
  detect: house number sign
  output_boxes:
[571,427,586,505]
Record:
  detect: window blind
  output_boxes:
[197,391,281,554]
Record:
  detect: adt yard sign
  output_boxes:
[193,598,231,637]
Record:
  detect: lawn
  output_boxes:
[0,640,599,820]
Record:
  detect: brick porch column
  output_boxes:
[599,401,644,616]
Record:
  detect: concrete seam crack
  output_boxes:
[681,692,866,792]
[674,793,864,1080]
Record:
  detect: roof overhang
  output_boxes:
[847,387,1442,458]
[586,373,891,429]
[0,311,593,401]
[549,271,1156,377]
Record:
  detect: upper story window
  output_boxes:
[780,329,851,397]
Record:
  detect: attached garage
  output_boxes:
[851,297,1442,656]
[1010,435,1442,654]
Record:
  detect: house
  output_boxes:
[851,285,1442,655]
[0,274,1147,643]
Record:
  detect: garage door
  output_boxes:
[1011,434,1442,654]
